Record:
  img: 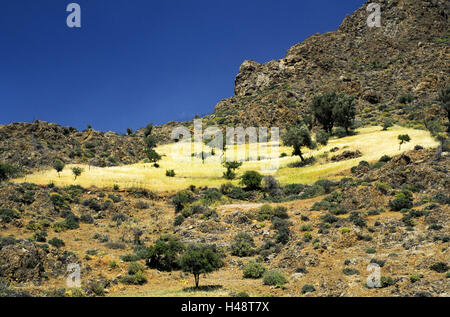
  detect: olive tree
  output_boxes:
[179,244,223,288]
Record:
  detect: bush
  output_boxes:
[301,284,316,294]
[389,192,413,211]
[0,163,18,181]
[174,215,185,226]
[48,237,65,248]
[240,171,263,190]
[263,270,288,286]
[80,214,94,224]
[430,262,449,273]
[121,271,147,285]
[315,130,330,145]
[231,232,255,257]
[172,190,196,213]
[0,208,20,223]
[343,268,359,276]
[256,204,273,221]
[398,94,414,104]
[380,276,396,288]
[166,170,176,177]
[273,206,289,219]
[242,261,266,279]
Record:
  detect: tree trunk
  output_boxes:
[194,274,200,288]
[299,152,304,162]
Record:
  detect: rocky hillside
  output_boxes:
[0,120,146,172]
[0,148,448,297]
[154,0,448,141]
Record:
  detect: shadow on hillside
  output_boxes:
[182,285,223,292]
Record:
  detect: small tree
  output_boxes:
[333,93,356,135]
[179,244,223,288]
[72,167,84,181]
[311,92,337,133]
[145,148,161,164]
[282,124,316,161]
[222,161,242,180]
[398,134,411,150]
[240,171,263,190]
[126,128,133,135]
[382,118,394,131]
[145,235,185,271]
[53,159,65,177]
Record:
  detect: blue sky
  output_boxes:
[0,0,366,133]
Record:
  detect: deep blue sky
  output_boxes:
[0,0,366,133]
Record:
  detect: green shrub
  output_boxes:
[0,208,20,223]
[128,262,145,275]
[343,268,359,276]
[121,270,147,285]
[301,284,316,294]
[242,261,266,279]
[366,248,376,254]
[240,171,263,190]
[263,270,288,286]
[231,232,255,257]
[48,237,65,248]
[398,94,414,104]
[174,215,185,226]
[257,204,273,221]
[430,262,449,273]
[380,276,396,288]
[172,190,196,213]
[0,163,18,181]
[272,206,289,219]
[166,170,176,177]
[409,274,423,283]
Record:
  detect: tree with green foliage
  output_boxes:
[282,123,315,161]
[72,167,84,181]
[333,94,356,135]
[179,244,223,288]
[311,92,337,133]
[126,128,133,135]
[222,161,242,180]
[53,159,65,177]
[143,123,161,166]
[382,118,394,131]
[145,148,161,163]
[144,235,185,271]
[311,91,357,134]
[398,134,411,150]
[240,170,263,190]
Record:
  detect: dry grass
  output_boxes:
[14,126,438,191]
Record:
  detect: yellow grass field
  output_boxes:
[14,126,438,192]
